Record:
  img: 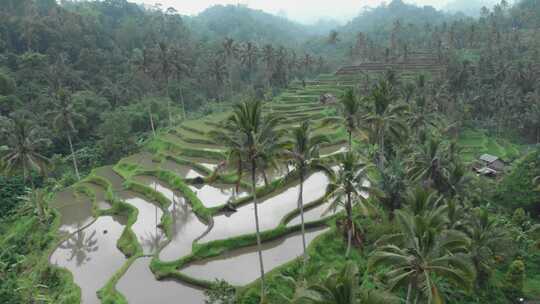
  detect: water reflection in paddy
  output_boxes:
[182,228,328,285]
[132,176,209,260]
[53,189,94,234]
[117,257,205,304]
[287,201,337,227]
[199,172,329,243]
[189,183,248,208]
[50,216,127,304]
[116,191,167,254]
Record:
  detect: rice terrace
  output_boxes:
[1,0,540,304]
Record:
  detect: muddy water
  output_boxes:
[82,183,111,210]
[117,257,205,304]
[189,183,248,208]
[50,216,127,304]
[130,176,209,260]
[116,191,167,254]
[94,166,125,191]
[122,151,161,171]
[182,228,328,285]
[53,189,94,234]
[161,159,204,178]
[199,172,329,243]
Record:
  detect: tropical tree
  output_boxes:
[49,89,84,180]
[408,136,453,192]
[212,100,284,299]
[284,120,329,267]
[378,156,408,219]
[324,89,363,149]
[364,80,408,169]
[279,261,399,304]
[239,41,258,77]
[1,114,50,190]
[369,210,475,304]
[463,208,509,288]
[327,151,379,257]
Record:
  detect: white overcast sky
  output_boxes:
[133,0,456,24]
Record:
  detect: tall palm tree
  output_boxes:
[1,114,50,190]
[49,89,83,180]
[1,115,51,220]
[239,42,258,76]
[280,261,399,304]
[285,121,329,267]
[212,100,284,299]
[369,210,475,304]
[326,152,379,257]
[408,136,452,191]
[323,89,363,150]
[157,42,174,127]
[364,80,407,169]
[463,208,509,288]
[262,44,275,82]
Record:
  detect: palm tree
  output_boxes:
[326,152,379,257]
[284,121,329,267]
[1,114,51,190]
[49,89,83,180]
[239,42,258,76]
[207,53,228,99]
[212,100,285,299]
[378,156,408,219]
[369,210,475,304]
[156,42,174,127]
[262,44,275,86]
[463,208,509,288]
[408,136,452,191]
[323,89,363,150]
[364,80,408,170]
[280,261,399,304]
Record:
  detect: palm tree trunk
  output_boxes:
[148,108,156,137]
[67,132,81,181]
[299,169,307,268]
[180,87,186,120]
[379,130,385,170]
[406,282,412,304]
[251,161,265,300]
[166,78,172,128]
[345,191,352,258]
[348,130,352,151]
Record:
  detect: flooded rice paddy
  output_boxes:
[182,228,328,285]
[117,257,205,304]
[199,172,329,243]
[51,155,335,303]
[50,216,127,304]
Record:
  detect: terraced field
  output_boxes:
[48,59,481,303]
[457,129,522,163]
[48,74,358,304]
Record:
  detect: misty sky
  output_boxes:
[134,0,458,24]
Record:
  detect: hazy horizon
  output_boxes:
[133,0,495,24]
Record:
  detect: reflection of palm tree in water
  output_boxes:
[170,193,190,237]
[59,228,98,266]
[140,183,170,253]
